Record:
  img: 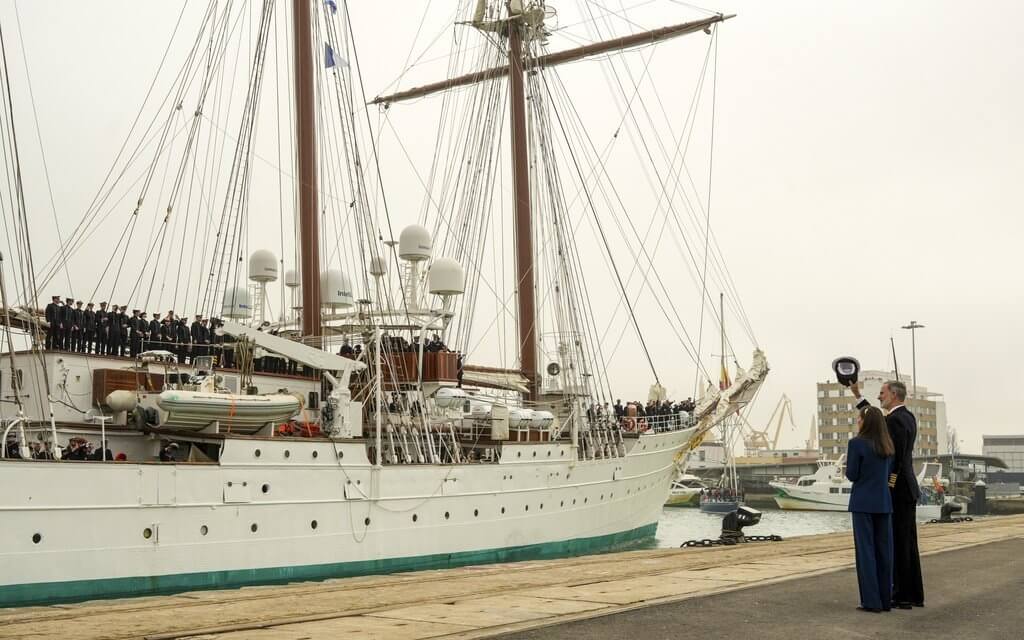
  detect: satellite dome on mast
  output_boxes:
[428,257,465,296]
[398,224,432,262]
[320,269,354,307]
[221,287,252,319]
[248,250,278,283]
[284,268,300,288]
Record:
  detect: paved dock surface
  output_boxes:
[1,514,1021,640]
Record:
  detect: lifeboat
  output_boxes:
[157,387,300,434]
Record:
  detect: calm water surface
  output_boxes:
[651,507,853,548]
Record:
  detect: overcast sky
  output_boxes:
[2,1,1021,453]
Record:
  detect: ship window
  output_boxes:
[842,488,852,494]
[261,484,270,494]
[412,514,418,522]
[532,451,536,457]
[501,507,506,514]
[444,511,450,520]
[308,392,319,409]
[474,509,479,517]
[312,450,318,459]
[251,523,258,532]
[364,517,370,526]
[284,450,291,458]
[560,500,564,507]
[540,503,544,509]
[830,488,839,494]
[254,449,261,458]
[200,525,208,536]
[525,505,529,511]
[32,533,41,544]
[143,527,153,539]
[311,520,318,530]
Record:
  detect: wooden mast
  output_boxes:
[507,14,537,400]
[369,10,732,398]
[293,0,321,340]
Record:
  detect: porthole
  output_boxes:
[501,507,506,514]
[262,483,270,494]
[143,527,153,539]
[311,520,318,530]
[412,514,418,523]
[584,498,588,504]
[532,451,536,457]
[364,517,371,526]
[254,449,261,458]
[312,450,319,459]
[32,533,41,544]
[284,450,291,458]
[525,505,529,511]
[200,525,209,536]
[601,494,604,500]
[517,452,521,458]
[540,503,544,509]
[251,523,258,533]
[547,451,551,457]
[337,450,344,459]
[444,511,450,520]
[572,499,577,505]
[473,509,479,517]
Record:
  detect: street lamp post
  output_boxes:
[901,320,925,399]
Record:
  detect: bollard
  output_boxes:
[971,480,987,516]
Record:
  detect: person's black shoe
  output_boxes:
[857,606,882,613]
[894,602,913,610]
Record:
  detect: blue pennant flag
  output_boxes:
[325,0,337,15]
[325,43,347,70]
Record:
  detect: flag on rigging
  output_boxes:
[325,44,347,69]
[325,0,338,15]
[719,361,731,391]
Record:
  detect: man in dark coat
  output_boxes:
[191,315,204,359]
[60,297,76,350]
[149,312,161,349]
[71,301,85,352]
[176,318,191,363]
[852,379,923,609]
[95,302,109,355]
[83,302,96,354]
[44,295,61,350]
[129,309,144,357]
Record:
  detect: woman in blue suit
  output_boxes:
[845,405,896,612]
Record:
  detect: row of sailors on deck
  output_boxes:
[587,398,697,425]
[337,333,450,358]
[43,296,224,361]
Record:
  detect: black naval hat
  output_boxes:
[86,302,94,307]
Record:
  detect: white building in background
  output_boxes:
[816,369,947,459]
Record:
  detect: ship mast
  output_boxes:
[507,13,537,399]
[372,9,733,399]
[293,0,321,340]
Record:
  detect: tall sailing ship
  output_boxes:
[0,1,767,606]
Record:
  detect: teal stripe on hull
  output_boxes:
[0,522,658,608]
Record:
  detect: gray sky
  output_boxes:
[2,1,1021,453]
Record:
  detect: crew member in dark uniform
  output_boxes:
[176,317,191,363]
[70,301,85,352]
[44,295,61,350]
[191,315,204,359]
[115,305,129,356]
[94,302,108,355]
[149,312,161,350]
[61,297,75,350]
[105,305,118,355]
[127,309,139,357]
[82,302,96,354]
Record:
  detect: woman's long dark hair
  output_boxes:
[858,406,895,457]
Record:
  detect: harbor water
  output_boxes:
[653,507,853,548]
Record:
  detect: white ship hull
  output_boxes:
[0,427,692,607]
[770,484,850,511]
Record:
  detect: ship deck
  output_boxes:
[2,514,1021,639]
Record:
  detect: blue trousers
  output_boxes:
[852,512,893,610]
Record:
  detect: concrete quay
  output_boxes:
[2,514,1022,640]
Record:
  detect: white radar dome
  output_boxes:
[221,287,252,319]
[248,250,278,283]
[369,255,388,277]
[398,224,432,262]
[428,257,465,296]
[320,269,354,307]
[284,268,300,288]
